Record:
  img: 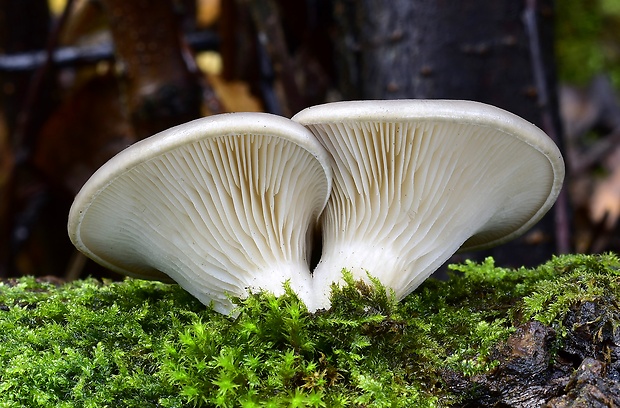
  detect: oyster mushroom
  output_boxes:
[292,99,565,309]
[68,112,332,314]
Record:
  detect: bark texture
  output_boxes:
[102,0,205,139]
[332,0,564,267]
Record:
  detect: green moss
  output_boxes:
[556,0,620,86]
[1,253,619,407]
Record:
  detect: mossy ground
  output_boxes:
[0,253,619,407]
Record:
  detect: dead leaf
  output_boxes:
[197,0,221,27]
[590,166,620,230]
[206,73,263,113]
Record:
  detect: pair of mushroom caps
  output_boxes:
[68,99,565,314]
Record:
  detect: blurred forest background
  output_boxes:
[1,0,620,282]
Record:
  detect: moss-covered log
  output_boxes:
[1,253,619,406]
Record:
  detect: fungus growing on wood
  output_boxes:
[68,112,332,314]
[292,99,565,309]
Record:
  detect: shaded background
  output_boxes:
[1,0,619,282]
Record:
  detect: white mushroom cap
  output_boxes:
[68,112,332,314]
[292,99,565,309]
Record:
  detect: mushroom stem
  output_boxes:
[245,261,316,308]
[311,212,492,310]
[180,260,315,313]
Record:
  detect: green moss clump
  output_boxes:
[0,277,205,407]
[556,0,620,86]
[1,253,619,407]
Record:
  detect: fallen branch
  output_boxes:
[0,30,219,73]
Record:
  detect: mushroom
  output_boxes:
[68,112,332,314]
[292,99,565,309]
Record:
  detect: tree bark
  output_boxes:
[332,0,566,268]
[101,0,207,139]
[0,0,52,278]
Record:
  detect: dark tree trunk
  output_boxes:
[0,0,51,131]
[331,0,567,268]
[101,0,206,139]
[0,0,52,278]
